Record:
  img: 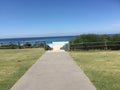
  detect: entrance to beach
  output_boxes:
[48,41,69,51]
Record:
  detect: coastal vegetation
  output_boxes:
[0,48,44,90]
[0,41,52,50]
[70,50,120,90]
[0,41,45,49]
[70,34,120,50]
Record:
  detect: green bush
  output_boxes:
[33,42,45,48]
[0,43,18,49]
[70,34,120,50]
[23,42,32,48]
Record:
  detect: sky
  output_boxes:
[0,0,120,38]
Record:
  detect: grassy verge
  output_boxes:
[69,50,120,90]
[0,48,44,90]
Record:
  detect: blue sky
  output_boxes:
[0,0,120,38]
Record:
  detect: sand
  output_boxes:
[48,41,69,51]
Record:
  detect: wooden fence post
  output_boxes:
[18,41,21,49]
[104,41,108,50]
[68,42,70,51]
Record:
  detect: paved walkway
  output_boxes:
[11,50,96,90]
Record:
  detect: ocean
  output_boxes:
[0,36,76,44]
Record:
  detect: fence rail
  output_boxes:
[70,41,120,50]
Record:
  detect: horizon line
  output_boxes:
[0,33,120,39]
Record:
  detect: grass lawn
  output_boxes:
[0,48,44,90]
[69,50,120,90]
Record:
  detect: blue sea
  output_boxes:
[0,36,76,44]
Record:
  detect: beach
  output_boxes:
[48,41,69,51]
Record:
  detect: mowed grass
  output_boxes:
[69,50,120,90]
[0,48,44,90]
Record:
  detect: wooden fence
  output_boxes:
[70,41,120,50]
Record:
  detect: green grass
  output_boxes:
[69,50,120,90]
[0,48,44,90]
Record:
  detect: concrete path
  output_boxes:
[11,50,96,90]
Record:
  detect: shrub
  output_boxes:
[23,42,32,48]
[33,42,45,48]
[70,34,120,50]
[0,43,18,49]
[45,45,52,50]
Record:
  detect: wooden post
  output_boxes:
[43,41,46,50]
[18,41,21,49]
[104,41,108,50]
[68,42,70,51]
